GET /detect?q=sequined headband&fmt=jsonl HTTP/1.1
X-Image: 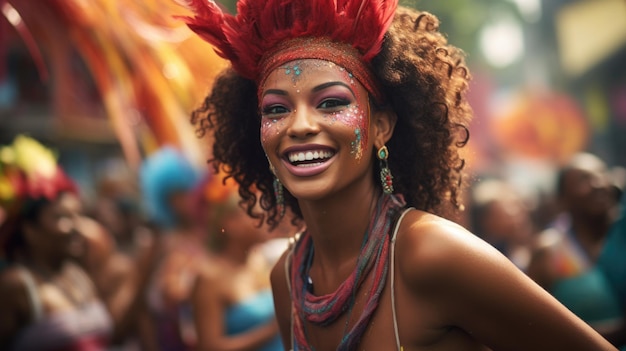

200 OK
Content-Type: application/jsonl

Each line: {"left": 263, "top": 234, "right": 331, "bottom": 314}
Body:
{"left": 257, "top": 37, "right": 384, "bottom": 103}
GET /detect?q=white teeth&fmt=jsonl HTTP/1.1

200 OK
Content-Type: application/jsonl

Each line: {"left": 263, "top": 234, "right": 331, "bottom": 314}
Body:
{"left": 288, "top": 150, "right": 333, "bottom": 163}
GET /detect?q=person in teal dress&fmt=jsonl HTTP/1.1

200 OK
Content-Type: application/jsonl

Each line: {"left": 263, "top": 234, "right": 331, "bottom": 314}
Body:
{"left": 527, "top": 152, "right": 626, "bottom": 349}
{"left": 599, "top": 188, "right": 626, "bottom": 350}
{"left": 192, "top": 172, "right": 284, "bottom": 351}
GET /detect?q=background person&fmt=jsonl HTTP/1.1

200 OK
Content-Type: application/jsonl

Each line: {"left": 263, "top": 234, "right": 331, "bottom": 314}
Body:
{"left": 0, "top": 135, "right": 112, "bottom": 351}
{"left": 136, "top": 146, "right": 208, "bottom": 351}
{"left": 193, "top": 172, "right": 285, "bottom": 351}
{"left": 527, "top": 152, "right": 626, "bottom": 349}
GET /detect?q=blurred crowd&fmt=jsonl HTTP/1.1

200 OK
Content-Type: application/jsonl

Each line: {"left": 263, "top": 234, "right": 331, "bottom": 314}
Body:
{"left": 469, "top": 152, "right": 626, "bottom": 349}
{"left": 0, "top": 136, "right": 301, "bottom": 351}
{"left": 0, "top": 134, "right": 624, "bottom": 350}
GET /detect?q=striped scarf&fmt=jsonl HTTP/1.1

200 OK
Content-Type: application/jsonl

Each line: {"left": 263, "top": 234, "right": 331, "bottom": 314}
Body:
{"left": 291, "top": 193, "right": 406, "bottom": 350}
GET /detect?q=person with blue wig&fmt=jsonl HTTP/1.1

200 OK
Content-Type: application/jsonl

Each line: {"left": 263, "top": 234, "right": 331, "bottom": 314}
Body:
{"left": 136, "top": 146, "right": 210, "bottom": 351}
{"left": 140, "top": 146, "right": 202, "bottom": 230}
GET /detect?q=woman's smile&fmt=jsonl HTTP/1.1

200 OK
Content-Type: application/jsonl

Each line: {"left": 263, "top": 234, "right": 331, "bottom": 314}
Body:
{"left": 281, "top": 144, "right": 337, "bottom": 177}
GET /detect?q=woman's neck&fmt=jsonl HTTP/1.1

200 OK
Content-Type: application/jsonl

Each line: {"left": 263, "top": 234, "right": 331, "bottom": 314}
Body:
{"left": 23, "top": 254, "right": 66, "bottom": 278}
{"left": 298, "top": 179, "right": 381, "bottom": 268}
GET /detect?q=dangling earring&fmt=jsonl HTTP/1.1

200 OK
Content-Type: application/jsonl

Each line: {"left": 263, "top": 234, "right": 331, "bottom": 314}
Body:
{"left": 273, "top": 177, "right": 285, "bottom": 218}
{"left": 377, "top": 145, "right": 394, "bottom": 194}
{"left": 269, "top": 163, "right": 286, "bottom": 218}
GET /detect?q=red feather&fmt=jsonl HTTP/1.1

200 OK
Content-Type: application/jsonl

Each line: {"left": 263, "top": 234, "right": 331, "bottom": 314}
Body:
{"left": 175, "top": 0, "right": 398, "bottom": 81}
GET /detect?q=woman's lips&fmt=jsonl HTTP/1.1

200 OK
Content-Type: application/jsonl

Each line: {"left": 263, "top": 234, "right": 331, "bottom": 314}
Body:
{"left": 281, "top": 146, "right": 336, "bottom": 177}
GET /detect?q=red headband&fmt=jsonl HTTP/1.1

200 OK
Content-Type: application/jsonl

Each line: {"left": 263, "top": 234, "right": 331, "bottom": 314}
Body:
{"left": 257, "top": 37, "right": 384, "bottom": 102}
{"left": 178, "top": 0, "right": 398, "bottom": 102}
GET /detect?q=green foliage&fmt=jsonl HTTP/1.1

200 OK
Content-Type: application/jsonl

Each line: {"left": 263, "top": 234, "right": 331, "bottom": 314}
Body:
{"left": 403, "top": 0, "right": 522, "bottom": 67}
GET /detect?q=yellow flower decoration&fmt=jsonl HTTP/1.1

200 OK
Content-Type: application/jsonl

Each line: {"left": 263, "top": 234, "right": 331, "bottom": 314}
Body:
{"left": 0, "top": 135, "right": 73, "bottom": 211}
{"left": 11, "top": 135, "right": 58, "bottom": 179}
{"left": 0, "top": 175, "right": 15, "bottom": 204}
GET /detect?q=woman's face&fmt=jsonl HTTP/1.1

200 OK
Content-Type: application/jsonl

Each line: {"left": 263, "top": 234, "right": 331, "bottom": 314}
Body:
{"left": 259, "top": 59, "right": 379, "bottom": 200}
{"left": 25, "top": 192, "right": 84, "bottom": 259}
{"left": 562, "top": 162, "right": 614, "bottom": 216}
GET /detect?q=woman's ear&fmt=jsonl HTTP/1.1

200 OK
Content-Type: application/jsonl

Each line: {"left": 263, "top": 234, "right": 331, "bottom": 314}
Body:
{"left": 372, "top": 109, "right": 397, "bottom": 148}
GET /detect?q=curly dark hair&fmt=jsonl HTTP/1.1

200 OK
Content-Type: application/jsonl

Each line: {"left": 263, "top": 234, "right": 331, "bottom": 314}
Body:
{"left": 191, "top": 6, "right": 472, "bottom": 228}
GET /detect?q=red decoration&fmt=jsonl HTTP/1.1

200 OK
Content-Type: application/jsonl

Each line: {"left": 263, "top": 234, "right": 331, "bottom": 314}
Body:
{"left": 176, "top": 0, "right": 397, "bottom": 102}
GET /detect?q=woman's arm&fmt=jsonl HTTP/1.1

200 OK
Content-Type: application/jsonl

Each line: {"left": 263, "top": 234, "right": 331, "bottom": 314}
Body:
{"left": 397, "top": 212, "right": 617, "bottom": 351}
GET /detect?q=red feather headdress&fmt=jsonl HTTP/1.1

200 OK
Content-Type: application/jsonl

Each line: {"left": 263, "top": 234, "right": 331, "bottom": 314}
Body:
{"left": 177, "top": 0, "right": 398, "bottom": 102}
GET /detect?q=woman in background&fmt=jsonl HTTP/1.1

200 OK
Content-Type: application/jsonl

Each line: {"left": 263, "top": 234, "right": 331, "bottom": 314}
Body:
{"left": 0, "top": 135, "right": 112, "bottom": 351}
{"left": 192, "top": 172, "right": 286, "bottom": 351}
{"left": 137, "top": 146, "right": 209, "bottom": 351}
{"left": 527, "top": 152, "right": 626, "bottom": 349}
{"left": 469, "top": 177, "right": 538, "bottom": 272}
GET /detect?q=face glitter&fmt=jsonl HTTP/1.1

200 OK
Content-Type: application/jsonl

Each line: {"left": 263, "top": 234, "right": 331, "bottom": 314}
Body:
{"left": 260, "top": 59, "right": 371, "bottom": 162}
{"left": 350, "top": 127, "right": 363, "bottom": 159}
{"left": 283, "top": 61, "right": 305, "bottom": 84}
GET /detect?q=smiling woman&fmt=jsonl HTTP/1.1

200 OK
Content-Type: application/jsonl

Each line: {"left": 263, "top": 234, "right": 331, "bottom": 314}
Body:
{"left": 179, "top": 0, "right": 618, "bottom": 350}
{"left": 0, "top": 136, "right": 112, "bottom": 351}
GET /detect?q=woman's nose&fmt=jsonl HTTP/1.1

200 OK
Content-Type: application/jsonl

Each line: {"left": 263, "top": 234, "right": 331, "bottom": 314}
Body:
{"left": 286, "top": 107, "right": 321, "bottom": 139}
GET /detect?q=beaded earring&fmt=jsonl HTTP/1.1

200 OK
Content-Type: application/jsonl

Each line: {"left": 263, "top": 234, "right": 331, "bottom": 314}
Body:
{"left": 273, "top": 176, "right": 285, "bottom": 218}
{"left": 377, "top": 145, "right": 394, "bottom": 194}
{"left": 269, "top": 163, "right": 286, "bottom": 218}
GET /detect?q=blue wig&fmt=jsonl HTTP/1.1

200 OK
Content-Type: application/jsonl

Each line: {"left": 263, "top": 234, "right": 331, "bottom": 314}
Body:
{"left": 139, "top": 146, "right": 201, "bottom": 229}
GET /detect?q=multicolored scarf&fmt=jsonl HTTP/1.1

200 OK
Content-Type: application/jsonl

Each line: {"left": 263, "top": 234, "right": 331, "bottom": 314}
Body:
{"left": 290, "top": 193, "right": 406, "bottom": 350}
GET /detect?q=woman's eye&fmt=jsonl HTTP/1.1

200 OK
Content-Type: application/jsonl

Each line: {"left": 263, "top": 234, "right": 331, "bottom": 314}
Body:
{"left": 318, "top": 98, "right": 350, "bottom": 109}
{"left": 261, "top": 105, "right": 289, "bottom": 116}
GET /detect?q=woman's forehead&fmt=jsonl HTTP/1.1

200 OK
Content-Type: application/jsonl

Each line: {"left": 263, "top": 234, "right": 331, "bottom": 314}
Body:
{"left": 262, "top": 59, "right": 357, "bottom": 88}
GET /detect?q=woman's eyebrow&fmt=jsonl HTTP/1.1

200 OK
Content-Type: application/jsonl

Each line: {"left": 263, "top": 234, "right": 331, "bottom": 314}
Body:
{"left": 312, "top": 81, "right": 356, "bottom": 99}
{"left": 262, "top": 89, "right": 288, "bottom": 97}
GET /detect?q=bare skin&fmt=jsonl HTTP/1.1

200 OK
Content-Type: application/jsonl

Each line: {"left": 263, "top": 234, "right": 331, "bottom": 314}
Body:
{"left": 264, "top": 60, "right": 616, "bottom": 351}
{"left": 194, "top": 250, "right": 279, "bottom": 351}
{"left": 0, "top": 193, "right": 107, "bottom": 349}
{"left": 74, "top": 215, "right": 158, "bottom": 345}
{"left": 194, "top": 199, "right": 281, "bottom": 351}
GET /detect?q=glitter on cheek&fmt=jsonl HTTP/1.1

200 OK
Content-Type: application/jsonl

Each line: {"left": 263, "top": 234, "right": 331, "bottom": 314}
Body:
{"left": 260, "top": 119, "right": 274, "bottom": 144}
{"left": 332, "top": 105, "right": 368, "bottom": 161}
{"left": 350, "top": 127, "right": 363, "bottom": 160}
{"left": 260, "top": 117, "right": 289, "bottom": 145}
{"left": 324, "top": 111, "right": 338, "bottom": 125}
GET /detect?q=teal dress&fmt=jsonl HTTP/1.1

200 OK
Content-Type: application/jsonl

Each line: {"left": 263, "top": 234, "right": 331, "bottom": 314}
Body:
{"left": 550, "top": 210, "right": 625, "bottom": 350}
{"left": 599, "top": 194, "right": 626, "bottom": 308}
{"left": 598, "top": 195, "right": 626, "bottom": 350}
{"left": 552, "top": 266, "right": 623, "bottom": 324}
{"left": 224, "top": 289, "right": 283, "bottom": 351}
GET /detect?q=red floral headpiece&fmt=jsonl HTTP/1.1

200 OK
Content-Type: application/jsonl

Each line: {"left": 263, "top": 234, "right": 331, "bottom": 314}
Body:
{"left": 177, "top": 0, "right": 398, "bottom": 102}
{"left": 0, "top": 136, "right": 77, "bottom": 255}
{"left": 0, "top": 135, "right": 77, "bottom": 218}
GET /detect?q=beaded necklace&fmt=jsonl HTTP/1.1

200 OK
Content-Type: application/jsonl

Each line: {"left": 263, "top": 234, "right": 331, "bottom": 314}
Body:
{"left": 291, "top": 193, "right": 406, "bottom": 350}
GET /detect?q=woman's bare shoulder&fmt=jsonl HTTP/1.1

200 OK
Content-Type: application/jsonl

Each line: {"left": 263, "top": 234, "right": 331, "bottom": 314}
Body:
{"left": 0, "top": 266, "right": 31, "bottom": 316}
{"left": 0, "top": 266, "right": 28, "bottom": 291}
{"left": 394, "top": 209, "right": 515, "bottom": 289}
